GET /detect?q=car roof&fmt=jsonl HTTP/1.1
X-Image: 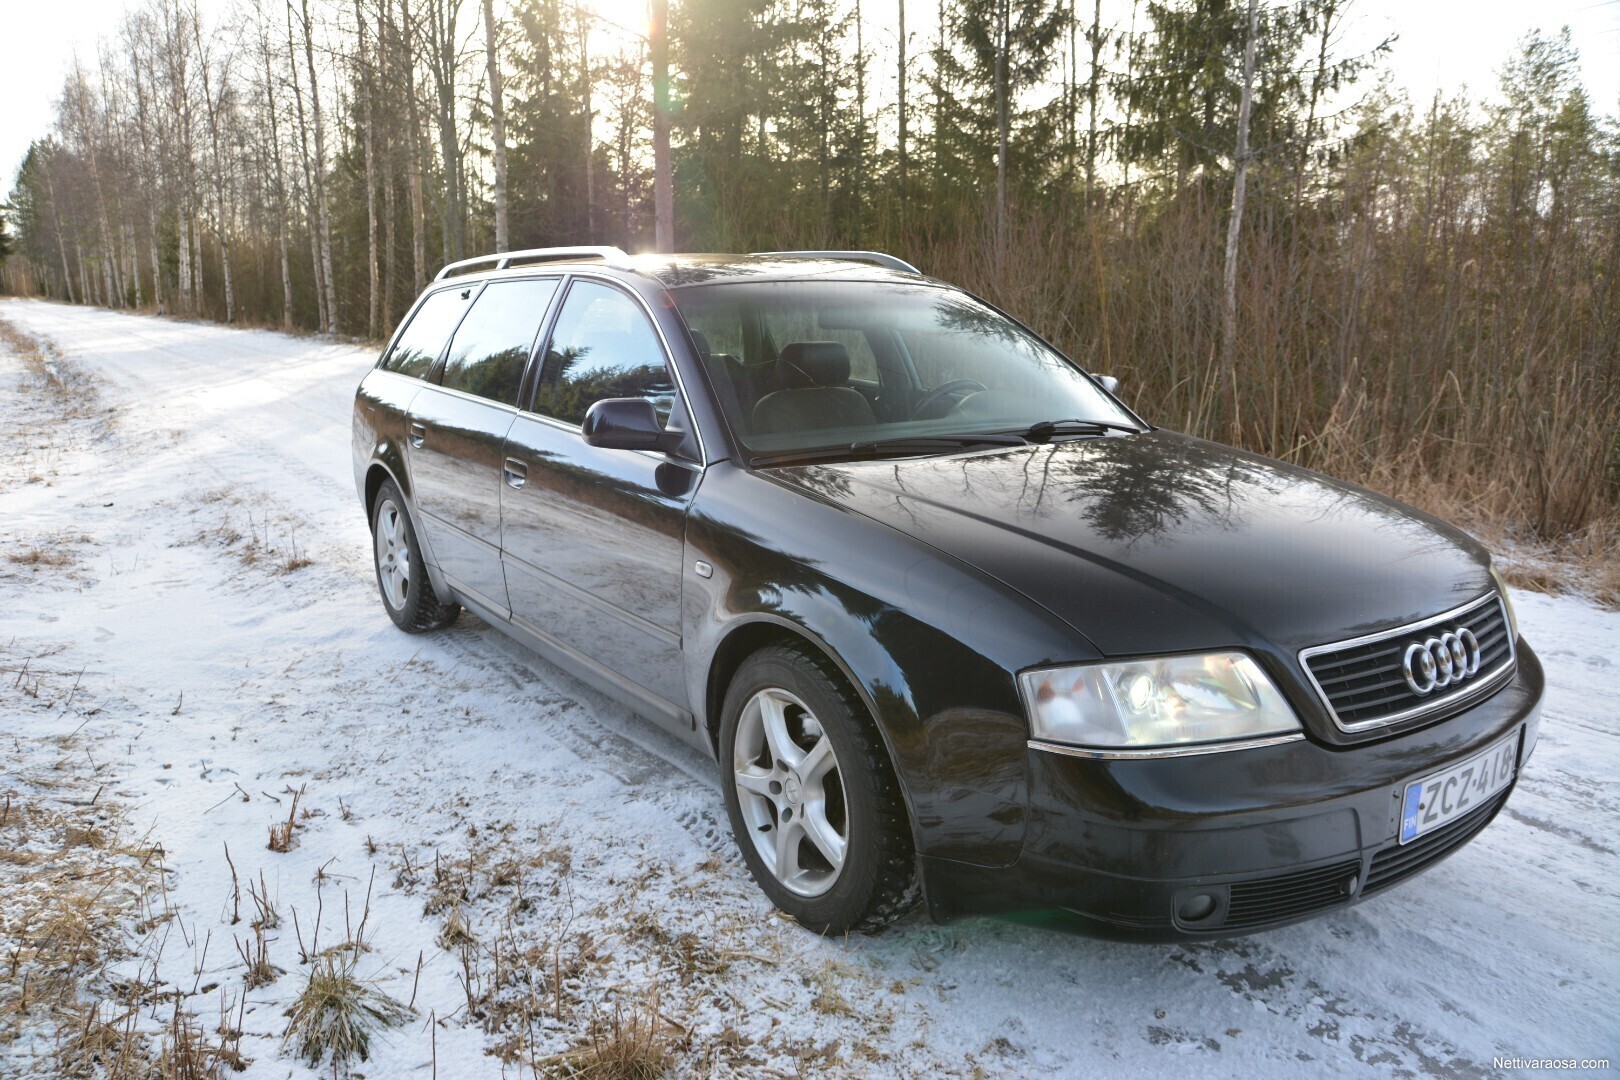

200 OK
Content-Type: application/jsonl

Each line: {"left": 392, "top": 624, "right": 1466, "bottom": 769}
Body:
{"left": 434, "top": 250, "right": 936, "bottom": 291}
{"left": 623, "top": 254, "right": 932, "bottom": 289}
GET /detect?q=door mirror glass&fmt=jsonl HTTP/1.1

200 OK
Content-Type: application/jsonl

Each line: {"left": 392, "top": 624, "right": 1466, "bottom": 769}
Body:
{"left": 582, "top": 398, "right": 683, "bottom": 453}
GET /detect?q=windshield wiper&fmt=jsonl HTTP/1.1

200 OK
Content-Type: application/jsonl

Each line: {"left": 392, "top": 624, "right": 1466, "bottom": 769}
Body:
{"left": 751, "top": 432, "right": 1026, "bottom": 468}
{"left": 1018, "top": 418, "right": 1145, "bottom": 441}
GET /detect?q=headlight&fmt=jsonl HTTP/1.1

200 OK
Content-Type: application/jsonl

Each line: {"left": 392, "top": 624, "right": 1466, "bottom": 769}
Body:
{"left": 1019, "top": 652, "right": 1301, "bottom": 752}
{"left": 1489, "top": 566, "right": 1519, "bottom": 641}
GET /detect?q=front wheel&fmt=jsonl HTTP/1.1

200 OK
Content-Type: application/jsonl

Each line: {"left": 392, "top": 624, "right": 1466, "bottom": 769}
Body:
{"left": 371, "top": 479, "right": 459, "bottom": 633}
{"left": 719, "top": 644, "right": 918, "bottom": 935}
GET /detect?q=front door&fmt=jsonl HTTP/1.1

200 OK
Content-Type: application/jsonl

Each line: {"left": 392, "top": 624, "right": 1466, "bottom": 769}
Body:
{"left": 500, "top": 278, "right": 698, "bottom": 710}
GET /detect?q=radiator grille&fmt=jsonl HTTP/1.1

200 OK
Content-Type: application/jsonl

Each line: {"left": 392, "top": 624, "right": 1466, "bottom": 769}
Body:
{"left": 1301, "top": 593, "right": 1514, "bottom": 731}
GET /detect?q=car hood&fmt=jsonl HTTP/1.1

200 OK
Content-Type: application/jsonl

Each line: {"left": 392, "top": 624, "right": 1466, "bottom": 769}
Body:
{"left": 770, "top": 430, "right": 1493, "bottom": 657}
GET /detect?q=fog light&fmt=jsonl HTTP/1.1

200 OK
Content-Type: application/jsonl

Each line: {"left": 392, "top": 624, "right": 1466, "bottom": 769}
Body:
{"left": 1177, "top": 893, "right": 1218, "bottom": 922}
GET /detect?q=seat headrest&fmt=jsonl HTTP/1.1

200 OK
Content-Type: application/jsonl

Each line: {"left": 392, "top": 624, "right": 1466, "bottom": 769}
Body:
{"left": 687, "top": 329, "right": 712, "bottom": 358}
{"left": 778, "top": 342, "right": 851, "bottom": 388}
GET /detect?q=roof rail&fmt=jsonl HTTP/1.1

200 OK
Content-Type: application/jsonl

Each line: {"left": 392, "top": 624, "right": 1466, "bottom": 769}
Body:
{"left": 434, "top": 246, "right": 632, "bottom": 281}
{"left": 752, "top": 250, "right": 922, "bottom": 275}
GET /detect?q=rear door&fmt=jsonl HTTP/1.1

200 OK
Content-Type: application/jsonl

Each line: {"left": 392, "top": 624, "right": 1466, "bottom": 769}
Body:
{"left": 500, "top": 277, "right": 700, "bottom": 712}
{"left": 406, "top": 277, "right": 560, "bottom": 617}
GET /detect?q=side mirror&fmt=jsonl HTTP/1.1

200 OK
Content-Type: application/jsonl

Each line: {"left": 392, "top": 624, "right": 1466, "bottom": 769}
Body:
{"left": 1092, "top": 373, "right": 1120, "bottom": 394}
{"left": 582, "top": 398, "right": 684, "bottom": 454}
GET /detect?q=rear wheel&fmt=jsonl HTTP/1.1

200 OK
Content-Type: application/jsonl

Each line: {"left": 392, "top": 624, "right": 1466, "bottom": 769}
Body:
{"left": 371, "top": 479, "right": 459, "bottom": 633}
{"left": 719, "top": 644, "right": 918, "bottom": 935}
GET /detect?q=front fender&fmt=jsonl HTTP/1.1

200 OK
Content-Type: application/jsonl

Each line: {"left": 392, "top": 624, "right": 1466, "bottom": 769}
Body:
{"left": 685, "top": 465, "right": 1097, "bottom": 869}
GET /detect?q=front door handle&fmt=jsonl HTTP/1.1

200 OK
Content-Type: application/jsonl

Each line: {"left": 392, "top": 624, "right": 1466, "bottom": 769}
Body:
{"left": 503, "top": 457, "right": 527, "bottom": 489}
{"left": 408, "top": 422, "right": 426, "bottom": 449}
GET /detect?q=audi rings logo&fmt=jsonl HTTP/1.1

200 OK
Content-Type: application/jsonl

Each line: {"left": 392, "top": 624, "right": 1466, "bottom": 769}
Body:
{"left": 1401, "top": 629, "right": 1482, "bottom": 696}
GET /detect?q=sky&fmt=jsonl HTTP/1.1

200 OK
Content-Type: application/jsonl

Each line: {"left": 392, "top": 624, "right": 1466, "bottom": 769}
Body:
{"left": 3, "top": 0, "right": 1618, "bottom": 196}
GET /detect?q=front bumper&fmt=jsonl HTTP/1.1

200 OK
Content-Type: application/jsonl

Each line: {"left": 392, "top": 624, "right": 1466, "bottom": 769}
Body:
{"left": 921, "top": 641, "right": 1544, "bottom": 939}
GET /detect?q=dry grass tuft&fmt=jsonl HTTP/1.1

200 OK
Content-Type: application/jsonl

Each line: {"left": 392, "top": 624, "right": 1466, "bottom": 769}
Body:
{"left": 7, "top": 546, "right": 73, "bottom": 567}
{"left": 281, "top": 951, "right": 414, "bottom": 1069}
{"left": 547, "top": 990, "right": 675, "bottom": 1080}
{"left": 266, "top": 786, "right": 303, "bottom": 853}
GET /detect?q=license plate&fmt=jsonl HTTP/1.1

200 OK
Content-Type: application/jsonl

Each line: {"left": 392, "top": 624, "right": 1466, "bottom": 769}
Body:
{"left": 1399, "top": 733, "right": 1518, "bottom": 844}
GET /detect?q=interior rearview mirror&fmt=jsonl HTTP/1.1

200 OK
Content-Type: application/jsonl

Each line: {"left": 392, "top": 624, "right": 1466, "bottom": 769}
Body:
{"left": 582, "top": 398, "right": 684, "bottom": 454}
{"left": 1092, "top": 373, "right": 1120, "bottom": 394}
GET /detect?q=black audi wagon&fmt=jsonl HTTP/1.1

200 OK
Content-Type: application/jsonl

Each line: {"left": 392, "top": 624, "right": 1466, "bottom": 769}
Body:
{"left": 352, "top": 247, "right": 1543, "bottom": 939}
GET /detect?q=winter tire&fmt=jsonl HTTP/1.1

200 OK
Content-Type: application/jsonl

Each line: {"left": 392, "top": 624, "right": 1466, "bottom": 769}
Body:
{"left": 720, "top": 643, "right": 919, "bottom": 935}
{"left": 371, "top": 479, "right": 460, "bottom": 633}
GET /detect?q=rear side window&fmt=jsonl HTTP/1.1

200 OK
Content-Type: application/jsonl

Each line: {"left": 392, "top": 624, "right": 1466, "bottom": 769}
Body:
{"left": 440, "top": 278, "right": 559, "bottom": 404}
{"left": 381, "top": 288, "right": 472, "bottom": 377}
{"left": 534, "top": 281, "right": 676, "bottom": 426}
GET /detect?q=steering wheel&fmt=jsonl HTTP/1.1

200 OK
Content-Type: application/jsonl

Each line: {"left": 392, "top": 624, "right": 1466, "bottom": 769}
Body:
{"left": 908, "top": 379, "right": 989, "bottom": 419}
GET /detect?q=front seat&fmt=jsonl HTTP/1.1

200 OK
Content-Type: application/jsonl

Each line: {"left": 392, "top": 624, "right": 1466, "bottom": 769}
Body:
{"left": 751, "top": 342, "right": 876, "bottom": 434}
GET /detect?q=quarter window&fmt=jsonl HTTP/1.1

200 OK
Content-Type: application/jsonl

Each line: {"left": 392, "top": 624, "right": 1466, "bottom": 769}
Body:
{"left": 439, "top": 279, "right": 559, "bottom": 404}
{"left": 535, "top": 280, "right": 676, "bottom": 426}
{"left": 381, "top": 287, "right": 472, "bottom": 378}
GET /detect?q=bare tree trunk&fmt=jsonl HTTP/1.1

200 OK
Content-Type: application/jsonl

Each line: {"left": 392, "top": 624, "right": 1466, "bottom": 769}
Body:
{"left": 481, "top": 0, "right": 508, "bottom": 252}
{"left": 897, "top": 0, "right": 907, "bottom": 230}
{"left": 178, "top": 214, "right": 194, "bottom": 306}
{"left": 425, "top": 0, "right": 466, "bottom": 266}
{"left": 287, "top": 0, "right": 327, "bottom": 330}
{"left": 398, "top": 0, "right": 428, "bottom": 290}
{"left": 300, "top": 0, "right": 339, "bottom": 332}
{"left": 994, "top": 0, "right": 1008, "bottom": 272}
{"left": 1084, "top": 0, "right": 1103, "bottom": 203}
{"left": 651, "top": 0, "right": 672, "bottom": 252}
{"left": 258, "top": 3, "right": 295, "bottom": 327}
{"left": 77, "top": 243, "right": 93, "bottom": 307}
{"left": 45, "top": 170, "right": 76, "bottom": 304}
{"left": 1221, "top": 0, "right": 1260, "bottom": 412}
{"left": 147, "top": 203, "right": 163, "bottom": 309}
{"left": 192, "top": 6, "right": 235, "bottom": 321}
{"left": 358, "top": 0, "right": 381, "bottom": 336}
{"left": 1294, "top": 0, "right": 1338, "bottom": 204}
{"left": 126, "top": 222, "right": 143, "bottom": 307}
{"left": 581, "top": 14, "right": 593, "bottom": 244}
{"left": 854, "top": 0, "right": 866, "bottom": 237}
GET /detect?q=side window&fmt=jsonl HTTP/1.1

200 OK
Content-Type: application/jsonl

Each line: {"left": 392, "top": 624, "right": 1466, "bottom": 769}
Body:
{"left": 381, "top": 287, "right": 472, "bottom": 378}
{"left": 439, "top": 278, "right": 559, "bottom": 405}
{"left": 535, "top": 281, "right": 676, "bottom": 426}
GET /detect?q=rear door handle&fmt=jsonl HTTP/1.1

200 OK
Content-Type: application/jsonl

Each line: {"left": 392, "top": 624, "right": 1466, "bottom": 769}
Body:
{"left": 408, "top": 422, "right": 426, "bottom": 448}
{"left": 503, "top": 457, "right": 527, "bottom": 489}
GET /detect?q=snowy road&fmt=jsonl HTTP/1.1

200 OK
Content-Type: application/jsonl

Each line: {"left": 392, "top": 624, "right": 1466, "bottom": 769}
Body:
{"left": 1, "top": 297, "right": 1616, "bottom": 1078}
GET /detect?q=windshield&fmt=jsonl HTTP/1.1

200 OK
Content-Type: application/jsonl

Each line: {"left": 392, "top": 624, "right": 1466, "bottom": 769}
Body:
{"left": 670, "top": 280, "right": 1137, "bottom": 461}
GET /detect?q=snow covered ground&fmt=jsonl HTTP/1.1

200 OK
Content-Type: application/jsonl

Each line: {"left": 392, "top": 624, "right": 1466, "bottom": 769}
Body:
{"left": 0, "top": 297, "right": 1615, "bottom": 1078}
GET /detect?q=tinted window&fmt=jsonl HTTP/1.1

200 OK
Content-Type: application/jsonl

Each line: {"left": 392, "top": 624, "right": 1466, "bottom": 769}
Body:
{"left": 535, "top": 281, "right": 675, "bottom": 426}
{"left": 440, "top": 279, "right": 558, "bottom": 404}
{"left": 381, "top": 288, "right": 472, "bottom": 378}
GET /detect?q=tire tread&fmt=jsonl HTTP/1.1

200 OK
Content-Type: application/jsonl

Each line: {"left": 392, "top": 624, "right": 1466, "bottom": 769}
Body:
{"left": 745, "top": 643, "right": 920, "bottom": 935}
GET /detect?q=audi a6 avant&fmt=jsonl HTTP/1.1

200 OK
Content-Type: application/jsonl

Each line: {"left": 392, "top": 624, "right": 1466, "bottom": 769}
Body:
{"left": 352, "top": 246, "right": 1543, "bottom": 939}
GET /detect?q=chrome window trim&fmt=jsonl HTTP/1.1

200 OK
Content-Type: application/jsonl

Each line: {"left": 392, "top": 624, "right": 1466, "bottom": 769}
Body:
{"left": 1028, "top": 732, "right": 1306, "bottom": 761}
{"left": 1298, "top": 591, "right": 1517, "bottom": 733}
{"left": 527, "top": 270, "right": 708, "bottom": 467}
